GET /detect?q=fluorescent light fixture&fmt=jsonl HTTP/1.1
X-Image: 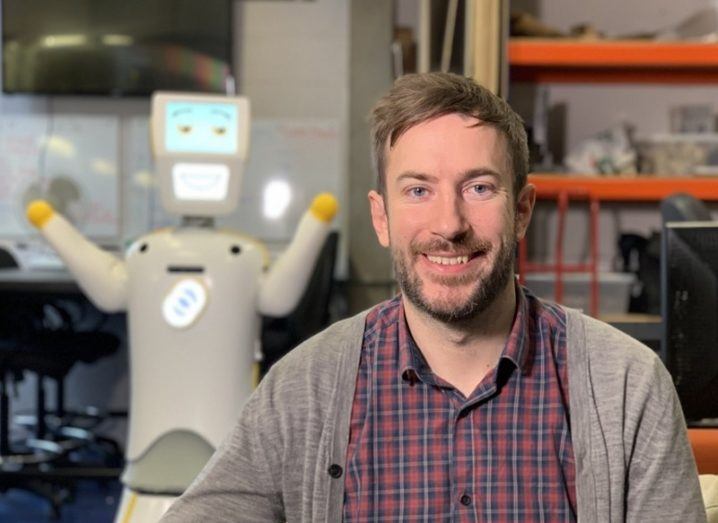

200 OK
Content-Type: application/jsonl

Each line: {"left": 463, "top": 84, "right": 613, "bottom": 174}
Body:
{"left": 133, "top": 170, "right": 155, "bottom": 188}
{"left": 263, "top": 179, "right": 292, "bottom": 220}
{"left": 43, "top": 34, "right": 87, "bottom": 47}
{"left": 44, "top": 136, "right": 76, "bottom": 157}
{"left": 91, "top": 159, "right": 116, "bottom": 176}
{"left": 102, "top": 34, "right": 133, "bottom": 46}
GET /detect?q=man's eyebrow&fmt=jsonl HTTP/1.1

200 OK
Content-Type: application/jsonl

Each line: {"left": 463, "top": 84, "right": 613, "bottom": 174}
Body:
{"left": 395, "top": 171, "right": 438, "bottom": 184}
{"left": 395, "top": 168, "right": 502, "bottom": 185}
{"left": 458, "top": 168, "right": 502, "bottom": 183}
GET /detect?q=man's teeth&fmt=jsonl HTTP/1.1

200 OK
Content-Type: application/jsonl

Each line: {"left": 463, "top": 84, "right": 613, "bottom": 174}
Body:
{"left": 426, "top": 255, "right": 469, "bottom": 265}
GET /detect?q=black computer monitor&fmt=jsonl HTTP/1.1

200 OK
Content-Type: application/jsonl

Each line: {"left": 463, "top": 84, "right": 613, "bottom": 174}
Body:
{"left": 661, "top": 221, "right": 718, "bottom": 422}
{"left": 2, "top": 0, "right": 233, "bottom": 96}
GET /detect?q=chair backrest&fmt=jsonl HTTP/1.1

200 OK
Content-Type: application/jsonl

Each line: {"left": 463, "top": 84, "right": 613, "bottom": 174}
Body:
{"left": 261, "top": 232, "right": 340, "bottom": 371}
{"left": 0, "top": 248, "right": 38, "bottom": 342}
{"left": 0, "top": 246, "right": 19, "bottom": 269}
{"left": 661, "top": 193, "right": 712, "bottom": 224}
{"left": 287, "top": 231, "right": 339, "bottom": 340}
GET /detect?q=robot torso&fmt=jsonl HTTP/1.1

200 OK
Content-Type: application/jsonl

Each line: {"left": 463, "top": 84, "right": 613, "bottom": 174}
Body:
{"left": 123, "top": 227, "right": 266, "bottom": 461}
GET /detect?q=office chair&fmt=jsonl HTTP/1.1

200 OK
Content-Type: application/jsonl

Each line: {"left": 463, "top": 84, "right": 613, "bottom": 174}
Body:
{"left": 661, "top": 193, "right": 712, "bottom": 223}
{"left": 0, "top": 246, "right": 17, "bottom": 269}
{"left": 260, "top": 231, "right": 339, "bottom": 375}
{"left": 0, "top": 246, "right": 123, "bottom": 516}
{"left": 616, "top": 194, "right": 712, "bottom": 316}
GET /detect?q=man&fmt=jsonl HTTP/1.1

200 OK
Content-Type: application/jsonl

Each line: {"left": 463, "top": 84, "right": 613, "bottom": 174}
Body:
{"left": 161, "top": 73, "right": 705, "bottom": 522}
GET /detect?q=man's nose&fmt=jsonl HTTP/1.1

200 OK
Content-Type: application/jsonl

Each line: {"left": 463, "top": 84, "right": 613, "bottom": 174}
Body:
{"left": 431, "top": 194, "right": 469, "bottom": 241}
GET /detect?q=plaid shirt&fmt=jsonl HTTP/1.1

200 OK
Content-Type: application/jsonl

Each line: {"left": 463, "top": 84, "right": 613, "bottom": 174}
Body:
{"left": 343, "top": 286, "right": 576, "bottom": 522}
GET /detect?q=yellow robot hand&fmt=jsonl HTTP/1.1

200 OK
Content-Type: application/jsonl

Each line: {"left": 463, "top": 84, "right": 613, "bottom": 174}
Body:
{"left": 309, "top": 193, "right": 339, "bottom": 223}
{"left": 27, "top": 200, "right": 55, "bottom": 229}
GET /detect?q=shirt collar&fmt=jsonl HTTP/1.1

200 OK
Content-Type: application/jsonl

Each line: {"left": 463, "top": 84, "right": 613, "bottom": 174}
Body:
{"left": 503, "top": 282, "right": 533, "bottom": 376}
{"left": 397, "top": 282, "right": 533, "bottom": 385}
{"left": 398, "top": 303, "right": 429, "bottom": 385}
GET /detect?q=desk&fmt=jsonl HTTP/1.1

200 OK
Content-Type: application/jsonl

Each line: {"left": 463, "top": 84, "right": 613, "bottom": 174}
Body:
{"left": 0, "top": 266, "right": 126, "bottom": 442}
{"left": 0, "top": 269, "right": 79, "bottom": 295}
{"left": 688, "top": 428, "right": 718, "bottom": 474}
{"left": 602, "top": 313, "right": 662, "bottom": 345}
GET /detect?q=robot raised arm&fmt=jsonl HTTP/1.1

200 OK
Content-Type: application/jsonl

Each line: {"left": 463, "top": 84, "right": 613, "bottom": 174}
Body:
{"left": 258, "top": 193, "right": 338, "bottom": 317}
{"left": 27, "top": 200, "right": 128, "bottom": 312}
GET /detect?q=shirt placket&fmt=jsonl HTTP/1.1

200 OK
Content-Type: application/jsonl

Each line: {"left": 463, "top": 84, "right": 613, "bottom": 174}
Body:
{"left": 445, "top": 390, "right": 481, "bottom": 523}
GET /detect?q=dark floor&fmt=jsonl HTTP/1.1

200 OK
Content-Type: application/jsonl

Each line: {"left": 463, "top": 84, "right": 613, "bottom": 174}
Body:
{"left": 0, "top": 479, "right": 121, "bottom": 522}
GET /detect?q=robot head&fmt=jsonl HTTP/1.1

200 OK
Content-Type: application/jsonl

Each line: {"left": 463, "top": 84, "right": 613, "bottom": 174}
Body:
{"left": 150, "top": 92, "right": 250, "bottom": 217}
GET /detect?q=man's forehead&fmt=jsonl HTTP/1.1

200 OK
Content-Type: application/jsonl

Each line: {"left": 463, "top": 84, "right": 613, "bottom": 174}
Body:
{"left": 388, "top": 113, "right": 480, "bottom": 145}
{"left": 385, "top": 115, "right": 511, "bottom": 179}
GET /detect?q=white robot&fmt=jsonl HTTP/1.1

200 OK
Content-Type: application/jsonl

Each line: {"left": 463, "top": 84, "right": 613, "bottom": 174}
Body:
{"left": 26, "top": 92, "right": 338, "bottom": 522}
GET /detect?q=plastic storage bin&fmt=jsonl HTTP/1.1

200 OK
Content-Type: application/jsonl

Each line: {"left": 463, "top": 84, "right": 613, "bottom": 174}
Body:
{"left": 524, "top": 272, "right": 636, "bottom": 316}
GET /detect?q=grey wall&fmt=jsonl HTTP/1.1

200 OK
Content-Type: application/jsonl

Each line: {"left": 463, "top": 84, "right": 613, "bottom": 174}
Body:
{"left": 348, "top": 0, "right": 395, "bottom": 312}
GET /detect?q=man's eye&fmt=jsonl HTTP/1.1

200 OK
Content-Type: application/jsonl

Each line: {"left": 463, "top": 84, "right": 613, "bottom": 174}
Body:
{"left": 213, "top": 127, "right": 227, "bottom": 136}
{"left": 409, "top": 187, "right": 427, "bottom": 197}
{"left": 467, "top": 183, "right": 493, "bottom": 197}
{"left": 178, "top": 125, "right": 192, "bottom": 134}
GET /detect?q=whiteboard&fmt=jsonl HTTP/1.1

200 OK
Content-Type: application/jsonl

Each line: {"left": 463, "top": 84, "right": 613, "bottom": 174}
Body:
{"left": 0, "top": 113, "right": 346, "bottom": 273}
{"left": 224, "top": 118, "right": 345, "bottom": 242}
{"left": 0, "top": 115, "right": 46, "bottom": 236}
{"left": 0, "top": 114, "right": 120, "bottom": 239}
{"left": 123, "top": 115, "right": 156, "bottom": 241}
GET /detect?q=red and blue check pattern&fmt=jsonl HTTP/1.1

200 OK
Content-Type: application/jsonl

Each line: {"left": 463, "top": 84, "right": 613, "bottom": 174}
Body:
{"left": 343, "top": 286, "right": 576, "bottom": 521}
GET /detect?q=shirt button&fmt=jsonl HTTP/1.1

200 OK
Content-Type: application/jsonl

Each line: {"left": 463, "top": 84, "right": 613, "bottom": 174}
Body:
{"left": 460, "top": 494, "right": 472, "bottom": 506}
{"left": 327, "top": 464, "right": 343, "bottom": 478}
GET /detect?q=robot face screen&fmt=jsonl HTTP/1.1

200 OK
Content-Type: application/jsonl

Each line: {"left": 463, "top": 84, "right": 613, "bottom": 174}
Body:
{"left": 165, "top": 101, "right": 239, "bottom": 155}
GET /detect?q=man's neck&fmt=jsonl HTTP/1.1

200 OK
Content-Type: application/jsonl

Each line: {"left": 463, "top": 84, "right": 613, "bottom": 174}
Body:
{"left": 403, "top": 281, "right": 518, "bottom": 398}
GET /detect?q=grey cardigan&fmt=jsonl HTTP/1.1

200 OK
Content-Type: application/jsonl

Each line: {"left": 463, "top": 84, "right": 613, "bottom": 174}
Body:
{"left": 162, "top": 307, "right": 706, "bottom": 522}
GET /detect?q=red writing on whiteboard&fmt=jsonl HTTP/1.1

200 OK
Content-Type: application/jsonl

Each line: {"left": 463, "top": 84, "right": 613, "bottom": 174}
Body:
{"left": 86, "top": 201, "right": 116, "bottom": 226}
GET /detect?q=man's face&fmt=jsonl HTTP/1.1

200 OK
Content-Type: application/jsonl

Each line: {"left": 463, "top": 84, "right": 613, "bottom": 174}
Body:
{"left": 369, "top": 113, "right": 535, "bottom": 323}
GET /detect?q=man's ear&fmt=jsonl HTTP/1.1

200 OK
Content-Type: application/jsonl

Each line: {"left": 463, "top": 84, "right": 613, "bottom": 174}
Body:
{"left": 368, "top": 190, "right": 390, "bottom": 248}
{"left": 514, "top": 183, "right": 536, "bottom": 241}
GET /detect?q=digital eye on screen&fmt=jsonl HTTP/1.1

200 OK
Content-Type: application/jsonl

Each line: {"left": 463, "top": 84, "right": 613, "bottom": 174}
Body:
{"left": 165, "top": 101, "right": 239, "bottom": 155}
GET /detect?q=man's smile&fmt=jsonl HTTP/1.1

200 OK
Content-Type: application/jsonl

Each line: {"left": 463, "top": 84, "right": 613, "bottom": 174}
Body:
{"left": 414, "top": 239, "right": 490, "bottom": 274}
{"left": 416, "top": 249, "right": 488, "bottom": 278}
{"left": 424, "top": 250, "right": 484, "bottom": 266}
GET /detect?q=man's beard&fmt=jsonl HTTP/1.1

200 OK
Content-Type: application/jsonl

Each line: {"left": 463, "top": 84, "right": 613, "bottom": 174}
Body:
{"left": 393, "top": 232, "right": 516, "bottom": 324}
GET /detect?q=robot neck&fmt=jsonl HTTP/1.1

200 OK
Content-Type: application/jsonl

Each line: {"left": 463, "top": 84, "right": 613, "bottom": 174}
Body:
{"left": 181, "top": 216, "right": 215, "bottom": 229}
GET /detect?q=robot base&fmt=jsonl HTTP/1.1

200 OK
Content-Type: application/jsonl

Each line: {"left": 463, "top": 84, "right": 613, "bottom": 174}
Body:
{"left": 115, "top": 487, "right": 177, "bottom": 523}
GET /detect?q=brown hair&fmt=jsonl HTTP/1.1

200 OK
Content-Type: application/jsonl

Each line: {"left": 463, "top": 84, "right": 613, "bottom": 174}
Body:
{"left": 370, "top": 72, "right": 529, "bottom": 199}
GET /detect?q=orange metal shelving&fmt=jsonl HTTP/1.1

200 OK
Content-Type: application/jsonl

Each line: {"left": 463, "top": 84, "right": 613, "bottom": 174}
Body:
{"left": 529, "top": 174, "right": 718, "bottom": 201}
{"left": 510, "top": 39, "right": 718, "bottom": 83}
{"left": 514, "top": 39, "right": 718, "bottom": 316}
